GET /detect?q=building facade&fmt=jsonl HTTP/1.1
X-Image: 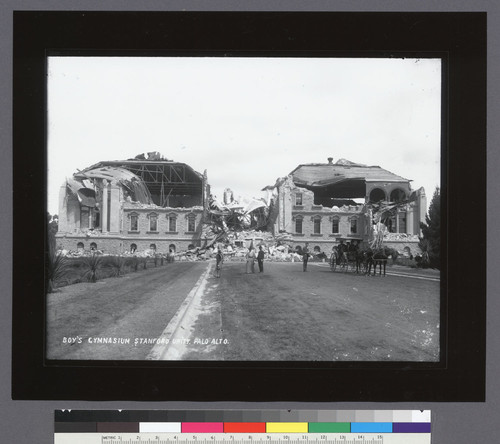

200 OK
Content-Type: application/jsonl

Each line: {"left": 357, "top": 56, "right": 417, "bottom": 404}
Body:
{"left": 55, "top": 153, "right": 209, "bottom": 254}
{"left": 268, "top": 158, "right": 427, "bottom": 255}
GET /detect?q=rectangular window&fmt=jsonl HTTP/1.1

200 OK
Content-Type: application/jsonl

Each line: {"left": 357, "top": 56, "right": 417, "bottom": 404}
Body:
{"left": 187, "top": 216, "right": 196, "bottom": 232}
{"left": 169, "top": 216, "right": 177, "bottom": 232}
{"left": 350, "top": 218, "right": 357, "bottom": 234}
{"left": 398, "top": 212, "right": 407, "bottom": 234}
{"left": 332, "top": 218, "right": 339, "bottom": 234}
{"left": 80, "top": 207, "right": 90, "bottom": 229}
{"left": 150, "top": 215, "right": 158, "bottom": 232}
{"left": 130, "top": 214, "right": 138, "bottom": 231}
{"left": 295, "top": 218, "right": 303, "bottom": 234}
{"left": 389, "top": 215, "right": 397, "bottom": 233}
{"left": 295, "top": 193, "right": 303, "bottom": 206}
{"left": 313, "top": 217, "right": 321, "bottom": 234}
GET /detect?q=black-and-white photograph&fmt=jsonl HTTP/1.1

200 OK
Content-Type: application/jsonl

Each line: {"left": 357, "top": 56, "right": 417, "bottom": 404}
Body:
{"left": 46, "top": 55, "right": 441, "bottom": 362}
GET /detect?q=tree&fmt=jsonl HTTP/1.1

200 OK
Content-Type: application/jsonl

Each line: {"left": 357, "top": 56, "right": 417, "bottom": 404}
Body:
{"left": 47, "top": 212, "right": 59, "bottom": 236}
{"left": 419, "top": 187, "right": 440, "bottom": 269}
{"left": 46, "top": 213, "right": 67, "bottom": 292}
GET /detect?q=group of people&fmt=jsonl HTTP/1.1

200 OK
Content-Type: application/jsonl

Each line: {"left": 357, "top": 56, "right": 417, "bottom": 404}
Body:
{"left": 245, "top": 246, "right": 266, "bottom": 274}
{"left": 214, "top": 240, "right": 363, "bottom": 277}
{"left": 213, "top": 245, "right": 266, "bottom": 277}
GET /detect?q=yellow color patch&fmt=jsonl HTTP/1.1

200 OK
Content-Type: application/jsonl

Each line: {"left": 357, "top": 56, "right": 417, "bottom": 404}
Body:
{"left": 266, "top": 422, "right": 309, "bottom": 433}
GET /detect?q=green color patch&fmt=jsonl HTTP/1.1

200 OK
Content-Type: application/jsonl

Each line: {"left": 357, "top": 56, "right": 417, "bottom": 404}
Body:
{"left": 308, "top": 422, "right": 351, "bottom": 433}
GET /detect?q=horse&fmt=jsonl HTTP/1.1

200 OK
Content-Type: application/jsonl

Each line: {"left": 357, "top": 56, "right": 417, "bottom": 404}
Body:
{"left": 329, "top": 247, "right": 341, "bottom": 271}
{"left": 371, "top": 249, "right": 388, "bottom": 276}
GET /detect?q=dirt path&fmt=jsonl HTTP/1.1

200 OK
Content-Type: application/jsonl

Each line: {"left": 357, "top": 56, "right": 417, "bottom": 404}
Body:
{"left": 46, "top": 260, "right": 440, "bottom": 362}
{"left": 176, "top": 261, "right": 440, "bottom": 361}
{"left": 46, "top": 261, "right": 208, "bottom": 360}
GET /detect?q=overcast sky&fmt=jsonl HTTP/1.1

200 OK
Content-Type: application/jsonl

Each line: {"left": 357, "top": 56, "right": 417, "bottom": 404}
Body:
{"left": 47, "top": 56, "right": 441, "bottom": 215}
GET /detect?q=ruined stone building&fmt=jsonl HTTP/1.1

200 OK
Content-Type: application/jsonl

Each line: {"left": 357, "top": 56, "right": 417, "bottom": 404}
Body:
{"left": 56, "top": 153, "right": 209, "bottom": 254}
{"left": 267, "top": 158, "right": 427, "bottom": 254}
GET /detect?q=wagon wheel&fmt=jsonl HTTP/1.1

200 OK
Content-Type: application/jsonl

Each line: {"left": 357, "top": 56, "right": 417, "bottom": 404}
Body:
{"left": 359, "top": 260, "right": 368, "bottom": 275}
{"left": 349, "top": 260, "right": 357, "bottom": 273}
{"left": 341, "top": 258, "right": 349, "bottom": 273}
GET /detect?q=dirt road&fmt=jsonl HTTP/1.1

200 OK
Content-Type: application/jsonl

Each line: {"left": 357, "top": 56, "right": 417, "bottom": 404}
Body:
{"left": 46, "top": 261, "right": 209, "bottom": 360}
{"left": 177, "top": 261, "right": 440, "bottom": 361}
{"left": 46, "top": 260, "right": 440, "bottom": 362}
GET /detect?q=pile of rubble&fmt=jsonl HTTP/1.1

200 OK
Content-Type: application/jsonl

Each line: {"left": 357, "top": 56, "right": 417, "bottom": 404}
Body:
{"left": 173, "top": 229, "right": 324, "bottom": 263}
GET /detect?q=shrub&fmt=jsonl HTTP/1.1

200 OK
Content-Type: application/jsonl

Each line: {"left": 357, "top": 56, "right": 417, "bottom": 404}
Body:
{"left": 108, "top": 255, "right": 126, "bottom": 277}
{"left": 47, "top": 250, "right": 70, "bottom": 292}
{"left": 420, "top": 187, "right": 440, "bottom": 269}
{"left": 47, "top": 231, "right": 71, "bottom": 292}
{"left": 81, "top": 253, "right": 103, "bottom": 283}
{"left": 417, "top": 238, "right": 431, "bottom": 268}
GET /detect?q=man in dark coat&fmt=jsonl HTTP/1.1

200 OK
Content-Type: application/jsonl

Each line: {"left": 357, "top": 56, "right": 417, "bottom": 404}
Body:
{"left": 302, "top": 242, "right": 310, "bottom": 272}
{"left": 257, "top": 246, "right": 265, "bottom": 273}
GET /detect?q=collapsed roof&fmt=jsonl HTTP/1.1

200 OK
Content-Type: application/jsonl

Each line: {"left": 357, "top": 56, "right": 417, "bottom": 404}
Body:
{"left": 72, "top": 166, "right": 152, "bottom": 205}
{"left": 77, "top": 156, "right": 204, "bottom": 207}
{"left": 290, "top": 158, "right": 410, "bottom": 200}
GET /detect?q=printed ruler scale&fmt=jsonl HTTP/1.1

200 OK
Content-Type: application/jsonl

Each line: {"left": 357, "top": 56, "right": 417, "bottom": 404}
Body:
{"left": 54, "top": 411, "right": 431, "bottom": 444}
{"left": 55, "top": 434, "right": 429, "bottom": 444}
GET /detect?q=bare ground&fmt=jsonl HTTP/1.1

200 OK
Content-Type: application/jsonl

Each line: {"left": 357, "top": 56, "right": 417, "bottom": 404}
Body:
{"left": 180, "top": 261, "right": 440, "bottom": 361}
{"left": 46, "top": 260, "right": 440, "bottom": 362}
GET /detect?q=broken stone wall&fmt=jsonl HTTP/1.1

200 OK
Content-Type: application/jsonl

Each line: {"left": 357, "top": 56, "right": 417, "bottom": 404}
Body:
{"left": 57, "top": 184, "right": 81, "bottom": 234}
{"left": 163, "top": 194, "right": 202, "bottom": 208}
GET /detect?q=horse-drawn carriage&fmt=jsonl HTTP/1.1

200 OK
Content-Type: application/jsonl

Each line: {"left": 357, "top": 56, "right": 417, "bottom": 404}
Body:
{"left": 329, "top": 245, "right": 367, "bottom": 274}
{"left": 329, "top": 245, "right": 388, "bottom": 276}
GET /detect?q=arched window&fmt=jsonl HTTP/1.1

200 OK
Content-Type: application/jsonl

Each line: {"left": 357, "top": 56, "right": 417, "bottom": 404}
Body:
{"left": 149, "top": 243, "right": 156, "bottom": 252}
{"left": 128, "top": 212, "right": 139, "bottom": 232}
{"left": 369, "top": 188, "right": 386, "bottom": 203}
{"left": 168, "top": 243, "right": 176, "bottom": 253}
{"left": 313, "top": 245, "right": 321, "bottom": 252}
{"left": 167, "top": 213, "right": 177, "bottom": 232}
{"left": 293, "top": 215, "right": 303, "bottom": 234}
{"left": 130, "top": 243, "right": 137, "bottom": 253}
{"left": 349, "top": 216, "right": 358, "bottom": 234}
{"left": 397, "top": 210, "right": 407, "bottom": 233}
{"left": 90, "top": 242, "right": 97, "bottom": 251}
{"left": 390, "top": 188, "right": 407, "bottom": 203}
{"left": 330, "top": 216, "right": 340, "bottom": 234}
{"left": 147, "top": 212, "right": 159, "bottom": 232}
{"left": 188, "top": 244, "right": 195, "bottom": 250}
{"left": 77, "top": 242, "right": 84, "bottom": 251}
{"left": 311, "top": 215, "right": 322, "bottom": 234}
{"left": 186, "top": 213, "right": 196, "bottom": 232}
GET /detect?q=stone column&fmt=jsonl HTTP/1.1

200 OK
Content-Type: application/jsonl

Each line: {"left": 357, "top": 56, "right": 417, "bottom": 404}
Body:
{"left": 57, "top": 183, "right": 68, "bottom": 233}
{"left": 109, "top": 184, "right": 121, "bottom": 233}
{"left": 407, "top": 203, "right": 415, "bottom": 235}
{"left": 101, "top": 180, "right": 108, "bottom": 233}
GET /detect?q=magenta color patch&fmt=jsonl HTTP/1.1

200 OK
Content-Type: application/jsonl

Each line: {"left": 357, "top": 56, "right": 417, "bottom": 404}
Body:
{"left": 181, "top": 422, "right": 224, "bottom": 433}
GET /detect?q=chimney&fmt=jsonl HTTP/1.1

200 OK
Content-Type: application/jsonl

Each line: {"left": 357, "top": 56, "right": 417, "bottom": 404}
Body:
{"left": 327, "top": 157, "right": 333, "bottom": 164}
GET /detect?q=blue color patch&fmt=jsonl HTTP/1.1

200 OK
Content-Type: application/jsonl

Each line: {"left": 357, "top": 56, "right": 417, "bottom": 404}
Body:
{"left": 351, "top": 422, "right": 392, "bottom": 433}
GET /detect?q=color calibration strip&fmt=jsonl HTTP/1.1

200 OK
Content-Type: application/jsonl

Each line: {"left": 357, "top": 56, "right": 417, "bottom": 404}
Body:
{"left": 55, "top": 410, "right": 430, "bottom": 434}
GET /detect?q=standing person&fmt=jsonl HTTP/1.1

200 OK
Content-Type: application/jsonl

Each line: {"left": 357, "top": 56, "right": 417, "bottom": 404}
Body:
{"left": 215, "top": 247, "right": 223, "bottom": 278}
{"left": 302, "top": 242, "right": 310, "bottom": 272}
{"left": 257, "top": 245, "right": 265, "bottom": 273}
{"left": 338, "top": 240, "right": 346, "bottom": 258}
{"left": 246, "top": 246, "right": 256, "bottom": 274}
